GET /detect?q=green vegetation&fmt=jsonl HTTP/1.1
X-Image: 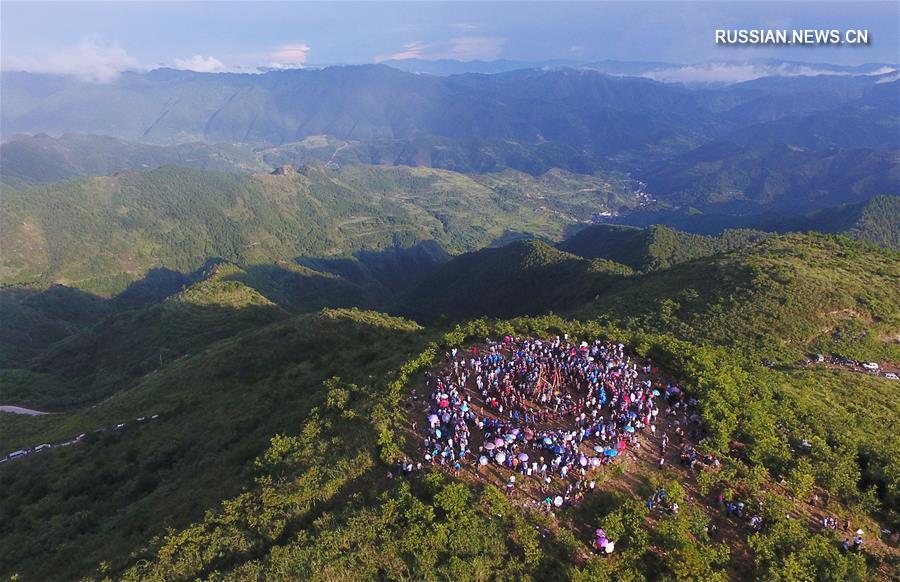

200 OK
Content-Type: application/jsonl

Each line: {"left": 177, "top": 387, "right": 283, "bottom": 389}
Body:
{"left": 1, "top": 277, "right": 287, "bottom": 410}
{"left": 400, "top": 239, "right": 632, "bottom": 321}
{"left": 645, "top": 142, "right": 898, "bottom": 213}
{"left": 846, "top": 195, "right": 900, "bottom": 249}
{"left": 1, "top": 64, "right": 897, "bottom": 581}
{"left": 0, "top": 164, "right": 636, "bottom": 294}
{"left": 559, "top": 224, "right": 768, "bottom": 271}
{"left": 0, "top": 309, "right": 429, "bottom": 580}
{"left": 0, "top": 133, "right": 264, "bottom": 183}
{"left": 584, "top": 234, "right": 900, "bottom": 363}
{"left": 1, "top": 226, "right": 897, "bottom": 581}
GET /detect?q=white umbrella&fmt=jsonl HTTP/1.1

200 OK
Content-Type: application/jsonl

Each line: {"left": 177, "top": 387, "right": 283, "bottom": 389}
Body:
{"left": 495, "top": 452, "right": 506, "bottom": 464}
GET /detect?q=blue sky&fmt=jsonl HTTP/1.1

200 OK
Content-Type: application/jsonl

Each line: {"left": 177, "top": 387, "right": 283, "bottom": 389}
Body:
{"left": 2, "top": 2, "right": 898, "bottom": 81}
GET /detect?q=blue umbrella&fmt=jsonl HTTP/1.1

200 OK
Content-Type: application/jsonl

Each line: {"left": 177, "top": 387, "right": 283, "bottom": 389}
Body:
{"left": 627, "top": 411, "right": 637, "bottom": 418}
{"left": 625, "top": 425, "right": 635, "bottom": 433}
{"left": 604, "top": 449, "right": 618, "bottom": 457}
{"left": 652, "top": 389, "right": 661, "bottom": 396}
{"left": 543, "top": 437, "right": 553, "bottom": 445}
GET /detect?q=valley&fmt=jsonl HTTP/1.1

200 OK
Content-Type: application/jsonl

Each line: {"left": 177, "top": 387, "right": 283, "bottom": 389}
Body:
{"left": 0, "top": 39, "right": 898, "bottom": 581}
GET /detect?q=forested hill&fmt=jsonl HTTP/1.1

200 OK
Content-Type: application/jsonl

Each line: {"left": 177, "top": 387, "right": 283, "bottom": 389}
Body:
{"left": 1, "top": 233, "right": 897, "bottom": 580}
{"left": 558, "top": 224, "right": 769, "bottom": 270}
{"left": 0, "top": 164, "right": 637, "bottom": 294}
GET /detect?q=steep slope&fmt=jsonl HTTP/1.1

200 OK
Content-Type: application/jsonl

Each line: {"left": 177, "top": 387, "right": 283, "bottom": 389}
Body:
{"left": 559, "top": 224, "right": 768, "bottom": 271}
{"left": 842, "top": 195, "right": 900, "bottom": 249}
{"left": 399, "top": 239, "right": 632, "bottom": 322}
{"left": 0, "top": 309, "right": 429, "bottom": 581}
{"left": 1, "top": 277, "right": 286, "bottom": 409}
{"left": 643, "top": 142, "right": 899, "bottom": 213}
{"left": 0, "top": 285, "right": 114, "bottom": 369}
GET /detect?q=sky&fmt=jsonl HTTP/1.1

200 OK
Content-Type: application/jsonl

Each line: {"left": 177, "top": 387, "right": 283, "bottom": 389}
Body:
{"left": 2, "top": 1, "right": 898, "bottom": 83}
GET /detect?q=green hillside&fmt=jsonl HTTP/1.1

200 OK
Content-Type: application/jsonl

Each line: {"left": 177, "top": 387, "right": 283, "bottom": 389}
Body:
{"left": 0, "top": 308, "right": 429, "bottom": 580}
{"left": 0, "top": 285, "right": 113, "bottom": 369}
{"left": 1, "top": 233, "right": 897, "bottom": 581}
{"left": 559, "top": 224, "right": 768, "bottom": 270}
{"left": 1, "top": 277, "right": 286, "bottom": 409}
{"left": 399, "top": 239, "right": 632, "bottom": 322}
{"left": 0, "top": 133, "right": 264, "bottom": 183}
{"left": 844, "top": 195, "right": 900, "bottom": 249}
{"left": 583, "top": 234, "right": 900, "bottom": 363}
{"left": 0, "top": 164, "right": 637, "bottom": 294}
{"left": 644, "top": 143, "right": 899, "bottom": 213}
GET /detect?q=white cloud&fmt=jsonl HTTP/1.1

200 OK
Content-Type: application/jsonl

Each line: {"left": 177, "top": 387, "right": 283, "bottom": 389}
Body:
{"left": 374, "top": 42, "right": 431, "bottom": 63}
{"left": 172, "top": 55, "right": 226, "bottom": 73}
{"left": 268, "top": 42, "right": 311, "bottom": 68}
{"left": 1, "top": 37, "right": 141, "bottom": 82}
{"left": 374, "top": 36, "right": 506, "bottom": 63}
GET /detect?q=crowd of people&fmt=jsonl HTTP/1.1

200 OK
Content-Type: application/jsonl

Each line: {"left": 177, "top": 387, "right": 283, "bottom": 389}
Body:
{"left": 419, "top": 336, "right": 702, "bottom": 503}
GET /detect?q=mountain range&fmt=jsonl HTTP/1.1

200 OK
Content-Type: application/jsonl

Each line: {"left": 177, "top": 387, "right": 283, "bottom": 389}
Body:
{"left": 1, "top": 59, "right": 899, "bottom": 581}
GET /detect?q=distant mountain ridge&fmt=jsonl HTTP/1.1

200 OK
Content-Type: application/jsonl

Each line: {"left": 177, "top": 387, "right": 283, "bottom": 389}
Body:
{"left": 4, "top": 65, "right": 894, "bottom": 158}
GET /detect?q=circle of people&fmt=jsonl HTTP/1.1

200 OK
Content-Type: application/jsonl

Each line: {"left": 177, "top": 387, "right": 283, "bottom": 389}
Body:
{"left": 422, "top": 336, "right": 701, "bottom": 503}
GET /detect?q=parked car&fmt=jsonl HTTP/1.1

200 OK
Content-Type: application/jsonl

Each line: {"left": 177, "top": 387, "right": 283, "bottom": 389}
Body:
{"left": 9, "top": 450, "right": 28, "bottom": 459}
{"left": 885, "top": 373, "right": 899, "bottom": 381}
{"left": 34, "top": 444, "right": 52, "bottom": 452}
{"left": 115, "top": 423, "right": 126, "bottom": 430}
{"left": 862, "top": 362, "right": 880, "bottom": 371}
